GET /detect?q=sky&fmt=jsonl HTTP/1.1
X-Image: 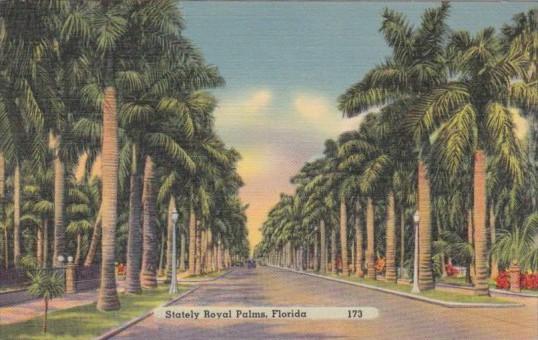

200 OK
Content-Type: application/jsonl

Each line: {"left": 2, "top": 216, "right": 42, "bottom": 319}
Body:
{"left": 180, "top": 1, "right": 536, "bottom": 250}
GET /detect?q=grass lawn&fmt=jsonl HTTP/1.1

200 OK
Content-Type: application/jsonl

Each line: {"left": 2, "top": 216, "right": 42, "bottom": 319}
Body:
{"left": 324, "top": 273, "right": 510, "bottom": 304}
{"left": 1, "top": 285, "right": 187, "bottom": 340}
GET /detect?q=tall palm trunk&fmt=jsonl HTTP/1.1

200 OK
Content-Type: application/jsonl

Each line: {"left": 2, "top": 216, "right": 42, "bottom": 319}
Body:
{"left": 3, "top": 227, "right": 8, "bottom": 270}
{"left": 141, "top": 156, "right": 158, "bottom": 288}
{"left": 96, "top": 85, "right": 121, "bottom": 311}
{"left": 217, "top": 237, "right": 224, "bottom": 271}
{"left": 37, "top": 225, "right": 43, "bottom": 266}
{"left": 355, "top": 201, "right": 364, "bottom": 277}
{"left": 84, "top": 206, "right": 102, "bottom": 267}
{"left": 13, "top": 162, "right": 21, "bottom": 267}
{"left": 490, "top": 205, "right": 498, "bottom": 280}
{"left": 366, "top": 197, "right": 375, "bottom": 279}
{"left": 74, "top": 233, "right": 82, "bottom": 265}
{"left": 313, "top": 232, "right": 319, "bottom": 271}
{"left": 417, "top": 160, "right": 434, "bottom": 290}
{"left": 385, "top": 192, "right": 397, "bottom": 283}
{"left": 43, "top": 219, "right": 48, "bottom": 268}
{"left": 319, "top": 219, "right": 326, "bottom": 273}
{"left": 0, "top": 153, "right": 5, "bottom": 269}
{"left": 399, "top": 210, "right": 405, "bottom": 278}
{"left": 179, "top": 230, "right": 186, "bottom": 272}
{"left": 473, "top": 150, "right": 489, "bottom": 295}
{"left": 52, "top": 136, "right": 65, "bottom": 267}
{"left": 195, "top": 222, "right": 202, "bottom": 275}
{"left": 126, "top": 144, "right": 143, "bottom": 293}
{"left": 331, "top": 228, "right": 337, "bottom": 274}
{"left": 467, "top": 209, "right": 475, "bottom": 284}
{"left": 158, "top": 231, "right": 165, "bottom": 275}
{"left": 200, "top": 229, "right": 206, "bottom": 274}
{"left": 188, "top": 204, "right": 196, "bottom": 275}
{"left": 165, "top": 196, "right": 176, "bottom": 281}
{"left": 339, "top": 198, "right": 349, "bottom": 276}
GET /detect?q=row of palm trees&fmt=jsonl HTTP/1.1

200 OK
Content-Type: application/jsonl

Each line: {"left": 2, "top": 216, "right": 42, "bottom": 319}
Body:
{"left": 0, "top": 0, "right": 249, "bottom": 311}
{"left": 256, "top": 4, "right": 537, "bottom": 295}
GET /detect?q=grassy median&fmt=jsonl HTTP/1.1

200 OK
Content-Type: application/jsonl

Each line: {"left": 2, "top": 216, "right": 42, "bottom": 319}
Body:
{"left": 325, "top": 273, "right": 510, "bottom": 304}
{"left": 1, "top": 285, "right": 187, "bottom": 340}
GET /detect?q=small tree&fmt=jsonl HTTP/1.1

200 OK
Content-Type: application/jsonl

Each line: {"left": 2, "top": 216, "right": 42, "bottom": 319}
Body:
{"left": 27, "top": 269, "right": 64, "bottom": 333}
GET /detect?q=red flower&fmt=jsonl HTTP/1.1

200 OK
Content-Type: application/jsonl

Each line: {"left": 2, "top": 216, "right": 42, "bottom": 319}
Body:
{"left": 496, "top": 271, "right": 510, "bottom": 290}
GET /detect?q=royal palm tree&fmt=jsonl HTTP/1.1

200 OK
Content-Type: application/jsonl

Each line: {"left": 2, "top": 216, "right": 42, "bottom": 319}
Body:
{"left": 338, "top": 3, "right": 451, "bottom": 290}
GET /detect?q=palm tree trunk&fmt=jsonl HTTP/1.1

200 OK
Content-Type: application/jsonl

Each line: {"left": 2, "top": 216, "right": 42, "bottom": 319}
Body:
{"left": 126, "top": 144, "right": 143, "bottom": 293}
{"left": 331, "top": 228, "right": 337, "bottom": 274}
{"left": 217, "top": 238, "right": 224, "bottom": 271}
{"left": 437, "top": 215, "right": 447, "bottom": 278}
{"left": 13, "top": 162, "right": 21, "bottom": 267}
{"left": 43, "top": 297, "right": 48, "bottom": 333}
{"left": 355, "top": 201, "right": 364, "bottom": 277}
{"left": 179, "top": 230, "right": 186, "bottom": 272}
{"left": 37, "top": 225, "right": 43, "bottom": 266}
{"left": 75, "top": 233, "right": 82, "bottom": 265}
{"left": 43, "top": 220, "right": 48, "bottom": 268}
{"left": 0, "top": 153, "right": 5, "bottom": 269}
{"left": 417, "top": 160, "right": 434, "bottom": 290}
{"left": 195, "top": 221, "right": 202, "bottom": 275}
{"left": 340, "top": 198, "right": 349, "bottom": 276}
{"left": 385, "top": 192, "right": 397, "bottom": 283}
{"left": 319, "top": 219, "right": 326, "bottom": 273}
{"left": 200, "top": 229, "right": 206, "bottom": 274}
{"left": 399, "top": 210, "right": 405, "bottom": 279}
{"left": 165, "top": 196, "right": 176, "bottom": 281}
{"left": 473, "top": 150, "right": 489, "bottom": 295}
{"left": 141, "top": 156, "right": 158, "bottom": 288}
{"left": 84, "top": 207, "right": 101, "bottom": 267}
{"left": 366, "top": 197, "right": 376, "bottom": 280}
{"left": 313, "top": 232, "right": 318, "bottom": 271}
{"left": 96, "top": 84, "right": 120, "bottom": 311}
{"left": 159, "top": 231, "right": 165, "bottom": 276}
{"left": 467, "top": 208, "right": 475, "bottom": 284}
{"left": 52, "top": 135, "right": 66, "bottom": 268}
{"left": 490, "top": 205, "right": 498, "bottom": 280}
{"left": 4, "top": 226, "right": 9, "bottom": 269}
{"left": 188, "top": 204, "right": 196, "bottom": 275}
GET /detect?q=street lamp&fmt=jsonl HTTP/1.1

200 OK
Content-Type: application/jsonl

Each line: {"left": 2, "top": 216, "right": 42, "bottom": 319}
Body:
{"left": 412, "top": 211, "right": 420, "bottom": 293}
{"left": 57, "top": 255, "right": 65, "bottom": 267}
{"left": 169, "top": 207, "right": 179, "bottom": 295}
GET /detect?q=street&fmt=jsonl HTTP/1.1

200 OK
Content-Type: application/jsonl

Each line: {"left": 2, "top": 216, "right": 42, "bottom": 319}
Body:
{"left": 113, "top": 266, "right": 538, "bottom": 339}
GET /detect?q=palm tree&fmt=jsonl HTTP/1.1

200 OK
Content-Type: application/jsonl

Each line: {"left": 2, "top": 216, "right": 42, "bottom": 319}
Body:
{"left": 338, "top": 3, "right": 451, "bottom": 290}
{"left": 492, "top": 213, "right": 538, "bottom": 273}
{"left": 27, "top": 269, "right": 64, "bottom": 334}
{"left": 416, "top": 26, "right": 534, "bottom": 294}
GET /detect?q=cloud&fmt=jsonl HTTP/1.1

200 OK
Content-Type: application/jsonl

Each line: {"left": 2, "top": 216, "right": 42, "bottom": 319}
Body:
{"left": 293, "top": 92, "right": 364, "bottom": 135}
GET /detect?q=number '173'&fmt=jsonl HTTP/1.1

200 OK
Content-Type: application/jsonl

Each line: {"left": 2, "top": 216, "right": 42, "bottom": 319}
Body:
{"left": 348, "top": 310, "right": 363, "bottom": 318}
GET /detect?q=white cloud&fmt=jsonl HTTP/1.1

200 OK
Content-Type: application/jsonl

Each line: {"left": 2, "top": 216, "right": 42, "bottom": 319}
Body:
{"left": 292, "top": 92, "right": 364, "bottom": 135}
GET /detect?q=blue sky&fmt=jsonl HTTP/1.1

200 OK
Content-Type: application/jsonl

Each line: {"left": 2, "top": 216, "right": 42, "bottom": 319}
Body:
{"left": 180, "top": 1, "right": 536, "bottom": 247}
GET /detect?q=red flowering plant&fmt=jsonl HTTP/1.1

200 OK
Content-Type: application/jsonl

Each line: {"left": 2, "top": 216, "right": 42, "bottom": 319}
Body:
{"left": 495, "top": 271, "right": 538, "bottom": 290}
{"left": 495, "top": 271, "right": 510, "bottom": 289}
{"left": 445, "top": 264, "right": 459, "bottom": 276}
{"left": 521, "top": 273, "right": 538, "bottom": 290}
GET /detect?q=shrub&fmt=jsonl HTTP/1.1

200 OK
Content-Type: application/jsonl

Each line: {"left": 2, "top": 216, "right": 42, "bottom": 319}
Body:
{"left": 495, "top": 271, "right": 510, "bottom": 289}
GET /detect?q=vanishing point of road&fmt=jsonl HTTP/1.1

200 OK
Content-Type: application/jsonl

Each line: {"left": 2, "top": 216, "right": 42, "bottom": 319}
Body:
{"left": 113, "top": 266, "right": 538, "bottom": 339}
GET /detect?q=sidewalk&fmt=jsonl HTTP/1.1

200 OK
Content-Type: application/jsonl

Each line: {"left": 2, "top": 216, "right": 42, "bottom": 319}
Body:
{"left": 0, "top": 289, "right": 98, "bottom": 325}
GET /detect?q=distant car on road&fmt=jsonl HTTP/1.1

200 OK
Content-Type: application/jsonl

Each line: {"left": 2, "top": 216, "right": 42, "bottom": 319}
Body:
{"left": 247, "top": 259, "right": 256, "bottom": 269}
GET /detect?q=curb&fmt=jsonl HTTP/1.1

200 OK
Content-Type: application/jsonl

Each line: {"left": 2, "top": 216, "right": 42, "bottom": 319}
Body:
{"left": 490, "top": 288, "right": 538, "bottom": 299}
{"left": 268, "top": 265, "right": 523, "bottom": 309}
{"left": 179, "top": 269, "right": 234, "bottom": 283}
{"left": 95, "top": 286, "right": 200, "bottom": 340}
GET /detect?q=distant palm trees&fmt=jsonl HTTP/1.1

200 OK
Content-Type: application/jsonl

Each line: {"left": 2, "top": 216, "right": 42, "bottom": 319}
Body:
{"left": 257, "top": 5, "right": 538, "bottom": 296}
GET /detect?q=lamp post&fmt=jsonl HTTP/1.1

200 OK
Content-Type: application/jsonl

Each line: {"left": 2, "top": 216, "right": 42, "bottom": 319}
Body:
{"left": 412, "top": 211, "right": 420, "bottom": 293}
{"left": 169, "top": 207, "right": 179, "bottom": 294}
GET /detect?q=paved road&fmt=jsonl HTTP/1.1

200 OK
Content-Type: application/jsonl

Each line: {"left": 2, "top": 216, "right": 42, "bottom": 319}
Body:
{"left": 114, "top": 266, "right": 538, "bottom": 340}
